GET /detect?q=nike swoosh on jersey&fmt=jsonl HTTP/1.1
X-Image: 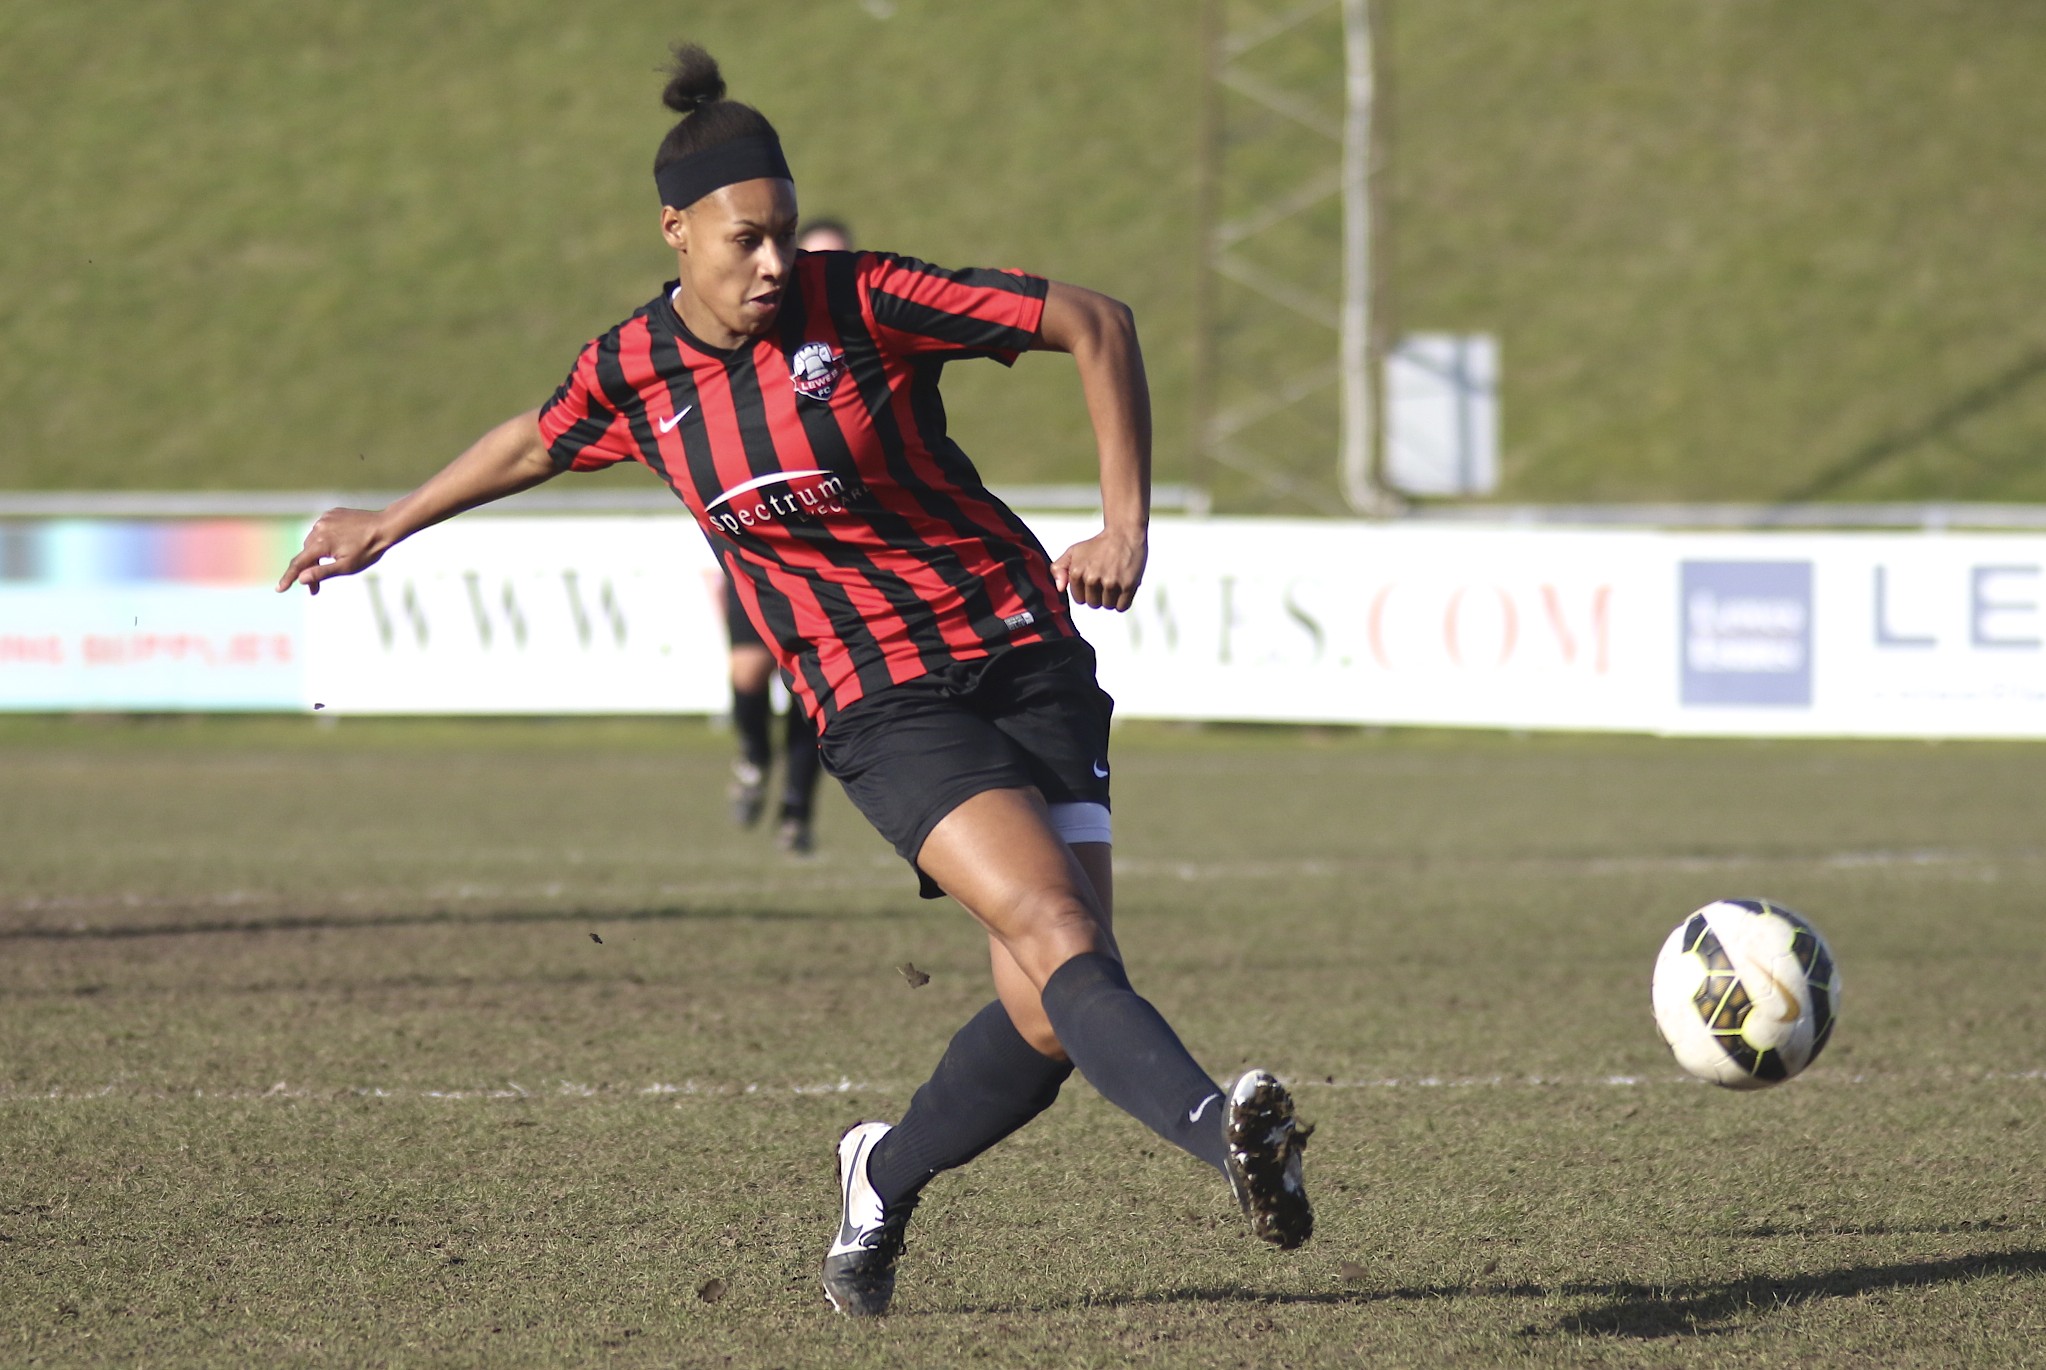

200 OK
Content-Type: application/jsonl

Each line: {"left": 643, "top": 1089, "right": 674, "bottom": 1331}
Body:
{"left": 657, "top": 405, "right": 694, "bottom": 434}
{"left": 1187, "top": 1092, "right": 1222, "bottom": 1124}
{"left": 1092, "top": 760, "right": 1110, "bottom": 779}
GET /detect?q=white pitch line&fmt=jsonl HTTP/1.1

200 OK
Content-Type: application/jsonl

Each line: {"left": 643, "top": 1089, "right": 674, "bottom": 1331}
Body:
{"left": 3, "top": 1069, "right": 2041, "bottom": 1106}
{"left": 1113, "top": 848, "right": 2025, "bottom": 882}
{"left": 0, "top": 1077, "right": 896, "bottom": 1105}
{"left": 4, "top": 847, "right": 2032, "bottom": 921}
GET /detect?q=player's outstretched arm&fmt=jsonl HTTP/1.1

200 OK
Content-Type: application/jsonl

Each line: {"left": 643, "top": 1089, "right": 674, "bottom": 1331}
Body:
{"left": 276, "top": 409, "right": 557, "bottom": 595}
{"left": 1036, "top": 281, "right": 1152, "bottom": 612}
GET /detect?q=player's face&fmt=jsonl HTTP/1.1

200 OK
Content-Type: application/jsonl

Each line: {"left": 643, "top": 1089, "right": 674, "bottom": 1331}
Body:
{"left": 663, "top": 179, "right": 800, "bottom": 348}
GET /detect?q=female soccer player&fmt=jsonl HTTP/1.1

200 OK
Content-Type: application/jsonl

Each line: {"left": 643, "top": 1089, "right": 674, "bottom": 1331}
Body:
{"left": 277, "top": 44, "right": 1311, "bottom": 1316}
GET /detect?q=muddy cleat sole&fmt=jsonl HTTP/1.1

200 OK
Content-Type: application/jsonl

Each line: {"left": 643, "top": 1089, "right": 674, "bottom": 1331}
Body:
{"left": 820, "top": 1122, "right": 914, "bottom": 1316}
{"left": 1223, "top": 1070, "right": 1313, "bottom": 1250}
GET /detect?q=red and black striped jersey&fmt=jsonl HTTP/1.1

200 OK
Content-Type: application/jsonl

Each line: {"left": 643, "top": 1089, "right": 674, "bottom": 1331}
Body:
{"left": 536, "top": 250, "right": 1075, "bottom": 731}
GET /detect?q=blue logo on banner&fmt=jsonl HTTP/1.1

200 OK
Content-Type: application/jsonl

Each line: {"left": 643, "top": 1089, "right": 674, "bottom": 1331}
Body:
{"left": 1681, "top": 561, "right": 1813, "bottom": 707}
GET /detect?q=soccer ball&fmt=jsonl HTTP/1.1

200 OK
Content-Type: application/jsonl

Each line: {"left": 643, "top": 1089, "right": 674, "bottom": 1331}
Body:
{"left": 1650, "top": 899, "right": 1841, "bottom": 1089}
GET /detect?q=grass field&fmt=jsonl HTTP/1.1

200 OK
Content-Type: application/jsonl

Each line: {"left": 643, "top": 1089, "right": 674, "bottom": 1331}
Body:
{"left": 7, "top": 2, "right": 2046, "bottom": 508}
{"left": 3, "top": 716, "right": 2043, "bottom": 1365}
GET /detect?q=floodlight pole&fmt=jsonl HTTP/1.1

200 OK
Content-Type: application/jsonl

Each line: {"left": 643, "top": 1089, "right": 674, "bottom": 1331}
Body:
{"left": 1191, "top": 0, "right": 1222, "bottom": 511}
{"left": 1338, "top": 0, "right": 1399, "bottom": 516}
{"left": 1198, "top": 0, "right": 1396, "bottom": 513}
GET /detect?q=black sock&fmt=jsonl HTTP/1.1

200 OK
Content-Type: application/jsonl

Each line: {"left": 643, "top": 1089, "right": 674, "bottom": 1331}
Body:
{"left": 867, "top": 1000, "right": 1073, "bottom": 1206}
{"left": 731, "top": 687, "right": 772, "bottom": 770}
{"left": 780, "top": 706, "right": 821, "bottom": 821}
{"left": 1038, "top": 952, "right": 1230, "bottom": 1175}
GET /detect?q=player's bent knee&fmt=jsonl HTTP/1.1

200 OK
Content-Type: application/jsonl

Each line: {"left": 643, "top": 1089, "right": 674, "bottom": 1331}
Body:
{"left": 1017, "top": 1021, "right": 1067, "bottom": 1060}
{"left": 1009, "top": 887, "right": 1100, "bottom": 937}
{"left": 1002, "top": 998, "right": 1068, "bottom": 1059}
{"left": 1001, "top": 891, "right": 1107, "bottom": 982}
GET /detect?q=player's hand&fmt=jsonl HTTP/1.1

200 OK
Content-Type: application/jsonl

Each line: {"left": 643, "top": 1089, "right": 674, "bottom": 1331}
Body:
{"left": 275, "top": 507, "right": 392, "bottom": 596}
{"left": 1052, "top": 528, "right": 1147, "bottom": 611}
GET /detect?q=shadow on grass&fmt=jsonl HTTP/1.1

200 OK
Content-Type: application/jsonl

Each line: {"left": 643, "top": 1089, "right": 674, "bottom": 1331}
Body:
{"left": 1783, "top": 346, "right": 2046, "bottom": 501}
{"left": 0, "top": 901, "right": 905, "bottom": 942}
{"left": 1735, "top": 1219, "right": 2024, "bottom": 1238}
{"left": 1022, "top": 1248, "right": 2046, "bottom": 1339}
{"left": 1537, "top": 1248, "right": 2046, "bottom": 1339}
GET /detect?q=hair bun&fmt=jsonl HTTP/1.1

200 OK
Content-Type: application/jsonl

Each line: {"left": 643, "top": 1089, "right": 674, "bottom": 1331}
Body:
{"left": 662, "top": 43, "right": 726, "bottom": 114}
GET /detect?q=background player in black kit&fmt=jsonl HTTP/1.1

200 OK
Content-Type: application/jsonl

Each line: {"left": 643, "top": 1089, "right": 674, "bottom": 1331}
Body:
{"left": 719, "top": 217, "right": 855, "bottom": 856}
{"left": 278, "top": 43, "right": 1312, "bottom": 1317}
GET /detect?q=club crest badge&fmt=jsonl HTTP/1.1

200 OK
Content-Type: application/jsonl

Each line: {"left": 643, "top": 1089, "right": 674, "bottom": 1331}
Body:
{"left": 790, "top": 341, "right": 847, "bottom": 402}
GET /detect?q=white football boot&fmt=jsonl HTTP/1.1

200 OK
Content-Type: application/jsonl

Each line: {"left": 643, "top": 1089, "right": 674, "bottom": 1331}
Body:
{"left": 820, "top": 1122, "right": 915, "bottom": 1316}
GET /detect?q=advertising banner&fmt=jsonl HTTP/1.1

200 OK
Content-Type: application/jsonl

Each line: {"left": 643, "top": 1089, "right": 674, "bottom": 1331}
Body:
{"left": 1664, "top": 532, "right": 2046, "bottom": 738}
{"left": 0, "top": 520, "right": 306, "bottom": 710}
{"left": 1028, "top": 517, "right": 1666, "bottom": 731}
{"left": 299, "top": 515, "right": 1673, "bottom": 732}
{"left": 299, "top": 516, "right": 729, "bottom": 714}
{"left": 7, "top": 513, "right": 2046, "bottom": 738}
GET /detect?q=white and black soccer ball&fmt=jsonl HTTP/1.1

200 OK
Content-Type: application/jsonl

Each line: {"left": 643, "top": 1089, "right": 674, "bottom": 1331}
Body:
{"left": 1650, "top": 899, "right": 1841, "bottom": 1089}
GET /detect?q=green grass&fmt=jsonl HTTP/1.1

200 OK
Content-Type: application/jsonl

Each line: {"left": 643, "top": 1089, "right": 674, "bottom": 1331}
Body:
{"left": 4, "top": 718, "right": 2044, "bottom": 1364}
{"left": 6, "top": 3, "right": 2046, "bottom": 509}
{"left": 1387, "top": 0, "right": 2046, "bottom": 505}
{"left": 0, "top": 1, "right": 1200, "bottom": 502}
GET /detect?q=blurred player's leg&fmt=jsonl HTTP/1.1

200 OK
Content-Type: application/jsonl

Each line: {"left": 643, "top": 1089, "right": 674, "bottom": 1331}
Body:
{"left": 776, "top": 704, "right": 822, "bottom": 853}
{"left": 727, "top": 643, "right": 774, "bottom": 828}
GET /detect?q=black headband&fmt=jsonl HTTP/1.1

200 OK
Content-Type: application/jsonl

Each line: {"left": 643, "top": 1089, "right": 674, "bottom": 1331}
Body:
{"left": 655, "top": 135, "right": 793, "bottom": 208}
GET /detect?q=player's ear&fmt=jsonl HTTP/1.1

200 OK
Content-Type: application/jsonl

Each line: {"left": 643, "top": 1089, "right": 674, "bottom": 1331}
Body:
{"left": 661, "top": 206, "right": 690, "bottom": 253}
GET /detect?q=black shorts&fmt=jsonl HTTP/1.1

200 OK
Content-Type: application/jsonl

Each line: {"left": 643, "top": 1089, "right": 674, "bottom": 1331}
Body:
{"left": 817, "top": 639, "right": 1114, "bottom": 898}
{"left": 724, "top": 580, "right": 766, "bottom": 651}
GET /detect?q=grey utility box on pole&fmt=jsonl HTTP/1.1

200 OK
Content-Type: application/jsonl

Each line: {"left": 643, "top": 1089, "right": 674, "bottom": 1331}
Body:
{"left": 1384, "top": 333, "right": 1500, "bottom": 498}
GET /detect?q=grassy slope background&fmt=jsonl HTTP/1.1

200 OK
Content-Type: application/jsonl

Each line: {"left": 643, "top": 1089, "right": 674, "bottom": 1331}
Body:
{"left": 2, "top": 1, "right": 2044, "bottom": 507}
{"left": 0, "top": 1, "right": 1200, "bottom": 499}
{"left": 1392, "top": 0, "right": 2046, "bottom": 505}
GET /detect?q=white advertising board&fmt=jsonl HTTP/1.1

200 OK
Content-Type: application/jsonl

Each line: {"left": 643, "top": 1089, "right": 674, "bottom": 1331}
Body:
{"left": 0, "top": 585, "right": 303, "bottom": 711}
{"left": 1028, "top": 517, "right": 1665, "bottom": 731}
{"left": 9, "top": 512, "right": 2045, "bottom": 739}
{"left": 297, "top": 516, "right": 2046, "bottom": 737}
{"left": 301, "top": 516, "right": 729, "bottom": 714}
{"left": 0, "top": 518, "right": 308, "bottom": 711}
{"left": 1663, "top": 531, "right": 2046, "bottom": 738}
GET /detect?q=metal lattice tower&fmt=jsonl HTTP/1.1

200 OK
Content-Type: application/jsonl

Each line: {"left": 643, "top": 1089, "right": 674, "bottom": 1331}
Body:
{"left": 1194, "top": 0, "right": 1396, "bottom": 514}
